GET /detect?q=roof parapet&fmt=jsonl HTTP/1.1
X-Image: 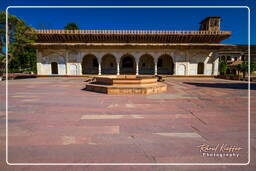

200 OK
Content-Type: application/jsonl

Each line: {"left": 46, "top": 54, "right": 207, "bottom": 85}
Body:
{"left": 35, "top": 29, "right": 231, "bottom": 35}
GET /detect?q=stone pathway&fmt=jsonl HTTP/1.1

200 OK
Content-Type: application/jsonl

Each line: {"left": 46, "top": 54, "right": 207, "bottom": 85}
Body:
{"left": 0, "top": 77, "right": 255, "bottom": 170}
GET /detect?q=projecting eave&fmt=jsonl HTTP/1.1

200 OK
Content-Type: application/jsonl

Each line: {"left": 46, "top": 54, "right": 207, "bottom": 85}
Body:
{"left": 31, "top": 43, "right": 235, "bottom": 49}
{"left": 34, "top": 30, "right": 232, "bottom": 43}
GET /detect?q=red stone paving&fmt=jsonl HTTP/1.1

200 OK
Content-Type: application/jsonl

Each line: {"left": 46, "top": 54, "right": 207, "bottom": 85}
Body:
{"left": 0, "top": 77, "right": 255, "bottom": 171}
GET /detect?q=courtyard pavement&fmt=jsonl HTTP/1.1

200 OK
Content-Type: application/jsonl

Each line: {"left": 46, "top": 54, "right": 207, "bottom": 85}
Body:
{"left": 0, "top": 77, "right": 255, "bottom": 171}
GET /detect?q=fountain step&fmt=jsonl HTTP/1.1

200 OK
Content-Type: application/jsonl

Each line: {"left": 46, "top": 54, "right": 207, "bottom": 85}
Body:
{"left": 85, "top": 82, "right": 167, "bottom": 95}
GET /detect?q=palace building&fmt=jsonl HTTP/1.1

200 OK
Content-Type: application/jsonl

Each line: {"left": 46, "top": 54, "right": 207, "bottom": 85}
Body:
{"left": 33, "top": 16, "right": 238, "bottom": 76}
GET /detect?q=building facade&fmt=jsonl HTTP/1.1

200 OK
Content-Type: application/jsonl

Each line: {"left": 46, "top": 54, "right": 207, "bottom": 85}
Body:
{"left": 34, "top": 17, "right": 236, "bottom": 76}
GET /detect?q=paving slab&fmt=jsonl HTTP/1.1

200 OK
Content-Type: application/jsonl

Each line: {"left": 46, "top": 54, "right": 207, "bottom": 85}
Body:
{"left": 0, "top": 77, "right": 255, "bottom": 170}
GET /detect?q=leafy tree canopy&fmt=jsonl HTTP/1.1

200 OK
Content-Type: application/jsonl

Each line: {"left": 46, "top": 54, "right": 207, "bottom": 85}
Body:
{"left": 0, "top": 11, "right": 37, "bottom": 74}
{"left": 64, "top": 22, "right": 79, "bottom": 30}
{"left": 237, "top": 61, "right": 256, "bottom": 74}
{"left": 219, "top": 59, "right": 228, "bottom": 75}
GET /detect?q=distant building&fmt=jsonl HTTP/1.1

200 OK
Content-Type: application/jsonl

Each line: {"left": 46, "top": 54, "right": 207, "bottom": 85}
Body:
{"left": 218, "top": 45, "right": 256, "bottom": 75}
{"left": 32, "top": 16, "right": 251, "bottom": 76}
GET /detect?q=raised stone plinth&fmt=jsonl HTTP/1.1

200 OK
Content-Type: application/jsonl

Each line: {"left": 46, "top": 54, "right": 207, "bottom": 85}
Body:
{"left": 85, "top": 75, "right": 167, "bottom": 95}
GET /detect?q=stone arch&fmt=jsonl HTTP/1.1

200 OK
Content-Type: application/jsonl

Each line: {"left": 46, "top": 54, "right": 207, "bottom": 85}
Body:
{"left": 120, "top": 54, "right": 136, "bottom": 74}
{"left": 51, "top": 62, "right": 58, "bottom": 74}
{"left": 82, "top": 54, "right": 98, "bottom": 74}
{"left": 197, "top": 62, "right": 204, "bottom": 74}
{"left": 139, "top": 54, "right": 154, "bottom": 74}
{"left": 157, "top": 54, "right": 174, "bottom": 75}
{"left": 101, "top": 54, "right": 117, "bottom": 74}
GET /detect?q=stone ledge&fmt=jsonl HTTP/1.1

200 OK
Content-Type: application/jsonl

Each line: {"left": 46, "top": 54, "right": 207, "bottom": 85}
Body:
{"left": 85, "top": 82, "right": 167, "bottom": 95}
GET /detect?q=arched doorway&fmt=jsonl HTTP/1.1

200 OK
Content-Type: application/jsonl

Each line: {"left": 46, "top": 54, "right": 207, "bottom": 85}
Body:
{"left": 82, "top": 54, "right": 98, "bottom": 74}
{"left": 197, "top": 62, "right": 204, "bottom": 74}
{"left": 139, "top": 54, "right": 154, "bottom": 74}
{"left": 120, "top": 55, "right": 136, "bottom": 74}
{"left": 101, "top": 54, "right": 117, "bottom": 74}
{"left": 157, "top": 55, "right": 174, "bottom": 74}
{"left": 51, "top": 62, "right": 58, "bottom": 74}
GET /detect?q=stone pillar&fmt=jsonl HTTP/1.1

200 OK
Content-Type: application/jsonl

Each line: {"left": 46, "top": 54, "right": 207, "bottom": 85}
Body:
{"left": 97, "top": 55, "right": 102, "bottom": 76}
{"left": 98, "top": 63, "right": 101, "bottom": 75}
{"left": 36, "top": 50, "right": 41, "bottom": 75}
{"left": 134, "top": 56, "right": 140, "bottom": 76}
{"left": 136, "top": 62, "right": 139, "bottom": 75}
{"left": 152, "top": 53, "right": 160, "bottom": 76}
{"left": 78, "top": 51, "right": 82, "bottom": 75}
{"left": 116, "top": 58, "right": 120, "bottom": 75}
{"left": 65, "top": 50, "right": 68, "bottom": 75}
{"left": 213, "top": 57, "right": 219, "bottom": 75}
{"left": 117, "top": 63, "right": 120, "bottom": 75}
{"left": 173, "top": 63, "right": 176, "bottom": 75}
{"left": 154, "top": 61, "right": 158, "bottom": 75}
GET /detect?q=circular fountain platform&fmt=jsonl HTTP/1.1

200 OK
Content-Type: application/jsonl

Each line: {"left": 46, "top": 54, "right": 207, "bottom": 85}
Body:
{"left": 85, "top": 75, "right": 167, "bottom": 95}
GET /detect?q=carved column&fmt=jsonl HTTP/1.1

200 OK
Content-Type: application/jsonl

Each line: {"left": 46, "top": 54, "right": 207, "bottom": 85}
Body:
{"left": 154, "top": 61, "right": 158, "bottom": 75}
{"left": 173, "top": 63, "right": 176, "bottom": 75}
{"left": 117, "top": 61, "right": 120, "bottom": 75}
{"left": 136, "top": 62, "right": 139, "bottom": 75}
{"left": 98, "top": 63, "right": 101, "bottom": 75}
{"left": 115, "top": 53, "right": 122, "bottom": 75}
{"left": 65, "top": 50, "right": 68, "bottom": 75}
{"left": 134, "top": 54, "right": 141, "bottom": 76}
{"left": 36, "top": 50, "right": 42, "bottom": 75}
{"left": 96, "top": 54, "right": 103, "bottom": 76}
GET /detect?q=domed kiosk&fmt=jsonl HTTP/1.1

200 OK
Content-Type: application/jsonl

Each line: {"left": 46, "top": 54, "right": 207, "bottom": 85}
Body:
{"left": 85, "top": 75, "right": 167, "bottom": 95}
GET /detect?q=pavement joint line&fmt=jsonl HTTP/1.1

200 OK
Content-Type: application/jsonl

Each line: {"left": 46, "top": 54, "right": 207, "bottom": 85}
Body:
{"left": 189, "top": 111, "right": 207, "bottom": 125}
{"left": 190, "top": 125, "right": 208, "bottom": 141}
{"left": 128, "top": 134, "right": 157, "bottom": 163}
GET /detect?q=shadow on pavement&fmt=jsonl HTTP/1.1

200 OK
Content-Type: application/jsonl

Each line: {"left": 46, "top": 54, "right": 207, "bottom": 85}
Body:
{"left": 183, "top": 82, "right": 256, "bottom": 90}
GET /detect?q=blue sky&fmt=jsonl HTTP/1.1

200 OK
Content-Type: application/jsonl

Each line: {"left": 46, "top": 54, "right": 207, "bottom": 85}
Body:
{"left": 1, "top": 0, "right": 255, "bottom": 45}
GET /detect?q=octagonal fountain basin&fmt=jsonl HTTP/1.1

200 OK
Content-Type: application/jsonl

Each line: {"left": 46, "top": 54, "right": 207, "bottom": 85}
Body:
{"left": 85, "top": 75, "right": 167, "bottom": 95}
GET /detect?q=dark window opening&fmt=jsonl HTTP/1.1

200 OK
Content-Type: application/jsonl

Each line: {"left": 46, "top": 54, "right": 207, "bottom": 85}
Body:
{"left": 51, "top": 62, "right": 58, "bottom": 74}
{"left": 110, "top": 62, "right": 113, "bottom": 67}
{"left": 157, "top": 59, "right": 163, "bottom": 67}
{"left": 197, "top": 62, "right": 204, "bottom": 74}
{"left": 93, "top": 59, "right": 98, "bottom": 67}
{"left": 122, "top": 56, "right": 134, "bottom": 68}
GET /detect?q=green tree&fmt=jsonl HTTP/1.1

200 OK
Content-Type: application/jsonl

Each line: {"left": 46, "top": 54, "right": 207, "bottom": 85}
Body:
{"left": 219, "top": 59, "right": 228, "bottom": 75}
{"left": 0, "top": 11, "right": 37, "bottom": 74}
{"left": 64, "top": 22, "right": 79, "bottom": 30}
{"left": 237, "top": 61, "right": 256, "bottom": 79}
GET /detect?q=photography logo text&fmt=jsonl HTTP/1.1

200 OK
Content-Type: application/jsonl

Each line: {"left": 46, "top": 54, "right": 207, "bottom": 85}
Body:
{"left": 197, "top": 144, "right": 243, "bottom": 158}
